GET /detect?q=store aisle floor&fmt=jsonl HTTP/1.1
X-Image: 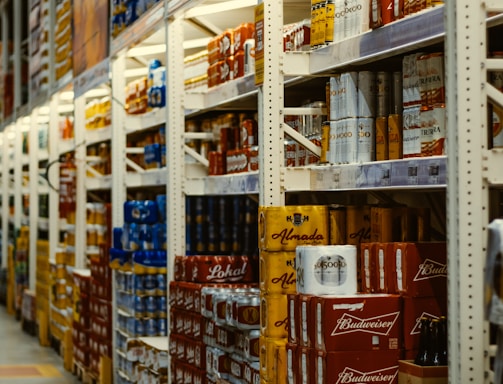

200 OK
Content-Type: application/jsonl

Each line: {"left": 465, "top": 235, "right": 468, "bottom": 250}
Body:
{"left": 0, "top": 305, "right": 80, "bottom": 384}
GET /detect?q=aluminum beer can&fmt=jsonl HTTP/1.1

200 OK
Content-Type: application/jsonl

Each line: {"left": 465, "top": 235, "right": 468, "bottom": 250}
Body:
{"left": 357, "top": 117, "right": 375, "bottom": 163}
{"left": 260, "top": 293, "right": 288, "bottom": 338}
{"left": 329, "top": 75, "right": 341, "bottom": 121}
{"left": 236, "top": 293, "right": 260, "bottom": 330}
{"left": 341, "top": 72, "right": 359, "bottom": 119}
{"left": 357, "top": 71, "right": 376, "bottom": 117}
{"left": 376, "top": 71, "right": 391, "bottom": 117}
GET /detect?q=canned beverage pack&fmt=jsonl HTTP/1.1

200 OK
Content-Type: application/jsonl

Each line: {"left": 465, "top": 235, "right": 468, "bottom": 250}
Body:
{"left": 259, "top": 205, "right": 329, "bottom": 252}
{"left": 260, "top": 293, "right": 289, "bottom": 338}
{"left": 260, "top": 251, "right": 296, "bottom": 295}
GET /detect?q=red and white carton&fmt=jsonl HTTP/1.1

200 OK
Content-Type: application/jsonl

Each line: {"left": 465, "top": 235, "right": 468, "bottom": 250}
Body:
{"left": 287, "top": 293, "right": 299, "bottom": 344}
{"left": 315, "top": 349, "right": 401, "bottom": 384}
{"left": 361, "top": 243, "right": 377, "bottom": 293}
{"left": 187, "top": 255, "right": 255, "bottom": 283}
{"left": 375, "top": 242, "right": 397, "bottom": 294}
{"left": 394, "top": 242, "right": 447, "bottom": 297}
{"left": 402, "top": 296, "right": 446, "bottom": 351}
{"left": 314, "top": 294, "right": 402, "bottom": 352}
{"left": 286, "top": 343, "right": 298, "bottom": 384}
{"left": 299, "top": 294, "right": 316, "bottom": 348}
{"left": 297, "top": 346, "right": 316, "bottom": 384}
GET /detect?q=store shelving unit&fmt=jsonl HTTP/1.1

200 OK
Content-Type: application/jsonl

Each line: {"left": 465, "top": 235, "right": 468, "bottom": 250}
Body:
{"left": 0, "top": 0, "right": 499, "bottom": 382}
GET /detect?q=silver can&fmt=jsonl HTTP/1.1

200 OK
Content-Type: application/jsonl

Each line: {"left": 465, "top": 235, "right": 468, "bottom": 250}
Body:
{"left": 376, "top": 71, "right": 391, "bottom": 117}
{"left": 357, "top": 71, "right": 376, "bottom": 118}
{"left": 357, "top": 117, "right": 375, "bottom": 163}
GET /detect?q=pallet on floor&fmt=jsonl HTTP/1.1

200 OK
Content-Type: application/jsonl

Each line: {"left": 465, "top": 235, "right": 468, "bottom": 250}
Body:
{"left": 72, "top": 360, "right": 98, "bottom": 384}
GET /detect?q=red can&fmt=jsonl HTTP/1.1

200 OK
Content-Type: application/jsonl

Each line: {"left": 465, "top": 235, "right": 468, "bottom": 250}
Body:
{"left": 208, "top": 151, "right": 225, "bottom": 176}
{"left": 381, "top": 0, "right": 394, "bottom": 25}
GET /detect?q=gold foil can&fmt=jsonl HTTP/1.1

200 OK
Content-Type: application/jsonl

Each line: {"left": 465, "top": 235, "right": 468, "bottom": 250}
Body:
{"left": 260, "top": 336, "right": 288, "bottom": 383}
{"left": 260, "top": 251, "right": 297, "bottom": 295}
{"left": 260, "top": 293, "right": 289, "bottom": 338}
{"left": 259, "top": 206, "right": 329, "bottom": 251}
{"left": 329, "top": 205, "right": 346, "bottom": 245}
{"left": 345, "top": 205, "right": 371, "bottom": 245}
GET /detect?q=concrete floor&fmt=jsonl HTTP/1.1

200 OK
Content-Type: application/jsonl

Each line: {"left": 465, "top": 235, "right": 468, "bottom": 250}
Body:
{"left": 0, "top": 305, "right": 80, "bottom": 384}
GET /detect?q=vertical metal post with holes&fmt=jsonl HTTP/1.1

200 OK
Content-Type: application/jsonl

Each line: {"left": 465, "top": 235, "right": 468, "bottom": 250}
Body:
{"left": 259, "top": 0, "right": 285, "bottom": 207}
{"left": 28, "top": 108, "right": 39, "bottom": 290}
{"left": 73, "top": 95, "right": 86, "bottom": 268}
{"left": 445, "top": 0, "right": 491, "bottom": 382}
{"left": 166, "top": 10, "right": 186, "bottom": 279}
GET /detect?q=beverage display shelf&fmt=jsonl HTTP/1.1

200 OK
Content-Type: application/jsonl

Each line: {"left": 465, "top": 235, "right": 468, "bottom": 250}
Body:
{"left": 283, "top": 156, "right": 446, "bottom": 192}
{"left": 86, "top": 125, "right": 112, "bottom": 146}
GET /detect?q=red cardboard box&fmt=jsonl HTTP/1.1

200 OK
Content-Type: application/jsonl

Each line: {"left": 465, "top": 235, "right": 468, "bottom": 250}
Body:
{"left": 286, "top": 343, "right": 298, "bottom": 384}
{"left": 299, "top": 294, "right": 316, "bottom": 348}
{"left": 402, "top": 296, "right": 446, "bottom": 350}
{"left": 287, "top": 293, "right": 299, "bottom": 344}
{"left": 297, "top": 347, "right": 316, "bottom": 384}
{"left": 375, "top": 242, "right": 397, "bottom": 293}
{"left": 394, "top": 242, "right": 447, "bottom": 297}
{"left": 316, "top": 350, "right": 402, "bottom": 384}
{"left": 361, "top": 243, "right": 378, "bottom": 293}
{"left": 314, "top": 294, "right": 402, "bottom": 352}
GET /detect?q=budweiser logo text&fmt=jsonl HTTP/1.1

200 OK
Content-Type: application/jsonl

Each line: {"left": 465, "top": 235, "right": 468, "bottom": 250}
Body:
{"left": 336, "top": 367, "right": 398, "bottom": 384}
{"left": 331, "top": 312, "right": 400, "bottom": 336}
{"left": 414, "top": 258, "right": 447, "bottom": 281}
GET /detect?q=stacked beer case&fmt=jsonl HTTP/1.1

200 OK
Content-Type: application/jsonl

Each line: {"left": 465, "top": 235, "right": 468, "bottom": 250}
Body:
{"left": 35, "top": 239, "right": 51, "bottom": 345}
{"left": 258, "top": 205, "right": 330, "bottom": 383}
{"left": 54, "top": 0, "right": 72, "bottom": 82}
{"left": 88, "top": 244, "right": 113, "bottom": 378}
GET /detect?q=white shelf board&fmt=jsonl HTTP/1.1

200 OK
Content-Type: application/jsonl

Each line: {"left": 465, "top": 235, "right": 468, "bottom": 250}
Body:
{"left": 283, "top": 156, "right": 447, "bottom": 191}
{"left": 86, "top": 125, "right": 112, "bottom": 146}
{"left": 125, "top": 169, "right": 167, "bottom": 188}
{"left": 299, "top": 6, "right": 445, "bottom": 76}
{"left": 185, "top": 171, "right": 259, "bottom": 196}
{"left": 124, "top": 107, "right": 166, "bottom": 134}
{"left": 86, "top": 175, "right": 113, "bottom": 190}
{"left": 59, "top": 139, "right": 75, "bottom": 155}
{"left": 185, "top": 74, "right": 258, "bottom": 114}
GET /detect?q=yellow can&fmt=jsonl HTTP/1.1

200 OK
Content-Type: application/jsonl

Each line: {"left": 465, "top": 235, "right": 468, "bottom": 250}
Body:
{"left": 259, "top": 206, "right": 329, "bottom": 251}
{"left": 260, "top": 251, "right": 296, "bottom": 295}
{"left": 260, "top": 336, "right": 288, "bottom": 383}
{"left": 261, "top": 293, "right": 289, "bottom": 339}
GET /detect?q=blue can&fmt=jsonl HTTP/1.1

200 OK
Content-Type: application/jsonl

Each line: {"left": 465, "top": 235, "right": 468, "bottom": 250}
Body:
{"left": 134, "top": 295, "right": 145, "bottom": 316}
{"left": 139, "top": 224, "right": 154, "bottom": 250}
{"left": 145, "top": 318, "right": 158, "bottom": 336}
{"left": 157, "top": 295, "right": 167, "bottom": 314}
{"left": 143, "top": 274, "right": 157, "bottom": 293}
{"left": 133, "top": 274, "right": 144, "bottom": 294}
{"left": 145, "top": 296, "right": 157, "bottom": 317}
{"left": 156, "top": 273, "right": 166, "bottom": 292}
{"left": 135, "top": 319, "right": 145, "bottom": 336}
{"left": 158, "top": 318, "right": 167, "bottom": 336}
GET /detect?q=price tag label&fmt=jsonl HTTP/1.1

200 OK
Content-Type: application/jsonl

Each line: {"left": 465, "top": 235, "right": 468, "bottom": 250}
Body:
{"left": 331, "top": 170, "right": 341, "bottom": 189}
{"left": 380, "top": 166, "right": 391, "bottom": 187}
{"left": 407, "top": 165, "right": 418, "bottom": 185}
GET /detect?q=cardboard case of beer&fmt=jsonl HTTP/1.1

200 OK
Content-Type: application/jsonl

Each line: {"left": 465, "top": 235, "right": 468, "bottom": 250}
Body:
{"left": 398, "top": 360, "right": 447, "bottom": 384}
{"left": 314, "top": 294, "right": 402, "bottom": 352}
{"left": 402, "top": 296, "right": 447, "bottom": 351}
{"left": 316, "top": 350, "right": 402, "bottom": 384}
{"left": 258, "top": 205, "right": 329, "bottom": 251}
{"left": 394, "top": 242, "right": 447, "bottom": 297}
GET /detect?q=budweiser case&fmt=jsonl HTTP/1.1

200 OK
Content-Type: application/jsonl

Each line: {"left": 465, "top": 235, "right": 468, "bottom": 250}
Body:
{"left": 316, "top": 350, "right": 401, "bottom": 384}
{"left": 402, "top": 296, "right": 446, "bottom": 351}
{"left": 259, "top": 205, "right": 329, "bottom": 251}
{"left": 394, "top": 242, "right": 447, "bottom": 297}
{"left": 314, "top": 294, "right": 402, "bottom": 352}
